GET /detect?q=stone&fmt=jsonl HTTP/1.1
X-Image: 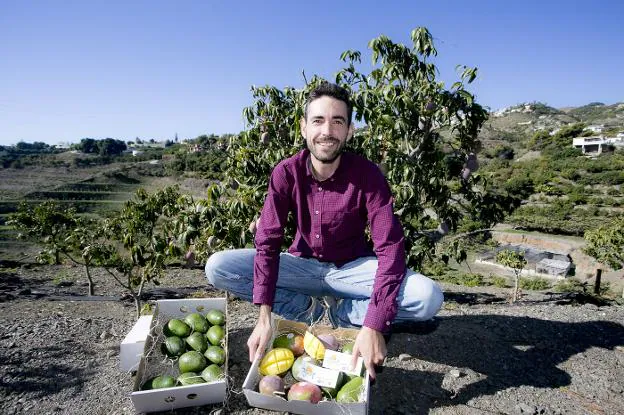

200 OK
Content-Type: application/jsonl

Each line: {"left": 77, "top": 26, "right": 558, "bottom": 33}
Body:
{"left": 514, "top": 403, "right": 536, "bottom": 414}
{"left": 449, "top": 369, "right": 462, "bottom": 378}
{"left": 398, "top": 353, "right": 412, "bottom": 362}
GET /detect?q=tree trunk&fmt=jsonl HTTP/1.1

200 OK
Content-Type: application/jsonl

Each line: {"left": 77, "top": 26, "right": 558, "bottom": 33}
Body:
{"left": 513, "top": 273, "right": 519, "bottom": 303}
{"left": 133, "top": 278, "right": 147, "bottom": 319}
{"left": 133, "top": 293, "right": 141, "bottom": 319}
{"left": 85, "top": 261, "right": 94, "bottom": 296}
{"left": 593, "top": 269, "right": 602, "bottom": 295}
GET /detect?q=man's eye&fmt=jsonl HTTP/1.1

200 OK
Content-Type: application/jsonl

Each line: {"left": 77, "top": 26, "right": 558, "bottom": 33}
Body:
{"left": 312, "top": 119, "right": 322, "bottom": 124}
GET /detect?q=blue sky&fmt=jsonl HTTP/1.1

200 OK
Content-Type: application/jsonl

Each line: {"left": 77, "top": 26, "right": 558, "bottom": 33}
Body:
{"left": 1, "top": 0, "right": 622, "bottom": 146}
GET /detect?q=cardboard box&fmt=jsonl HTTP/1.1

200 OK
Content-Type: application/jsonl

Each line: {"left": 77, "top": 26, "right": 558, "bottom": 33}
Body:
{"left": 130, "top": 298, "right": 228, "bottom": 413}
{"left": 120, "top": 314, "right": 154, "bottom": 372}
{"left": 243, "top": 319, "right": 370, "bottom": 415}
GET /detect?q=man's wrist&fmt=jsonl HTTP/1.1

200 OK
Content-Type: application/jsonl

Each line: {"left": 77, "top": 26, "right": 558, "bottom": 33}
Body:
{"left": 257, "top": 304, "right": 272, "bottom": 326}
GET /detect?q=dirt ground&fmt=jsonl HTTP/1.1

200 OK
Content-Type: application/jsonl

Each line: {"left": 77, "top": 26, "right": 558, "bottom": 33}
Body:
{"left": 1, "top": 262, "right": 623, "bottom": 415}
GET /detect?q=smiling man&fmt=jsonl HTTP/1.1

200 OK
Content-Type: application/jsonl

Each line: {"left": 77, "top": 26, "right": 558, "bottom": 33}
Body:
{"left": 205, "top": 82, "right": 443, "bottom": 378}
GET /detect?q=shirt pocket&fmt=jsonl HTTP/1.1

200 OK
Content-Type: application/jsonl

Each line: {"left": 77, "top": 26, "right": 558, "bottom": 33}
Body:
{"left": 326, "top": 208, "right": 364, "bottom": 240}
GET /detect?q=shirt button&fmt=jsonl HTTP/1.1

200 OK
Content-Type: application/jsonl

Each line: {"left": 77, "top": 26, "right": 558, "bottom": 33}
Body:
{"left": 386, "top": 321, "right": 391, "bottom": 326}
{"left": 318, "top": 187, "right": 323, "bottom": 191}
{"left": 315, "top": 234, "right": 320, "bottom": 239}
{"left": 319, "top": 254, "right": 323, "bottom": 258}
{"left": 315, "top": 210, "right": 319, "bottom": 215}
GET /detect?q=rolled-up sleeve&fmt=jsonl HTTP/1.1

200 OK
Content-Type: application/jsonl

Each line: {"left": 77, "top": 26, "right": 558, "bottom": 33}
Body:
{"left": 252, "top": 163, "right": 291, "bottom": 306}
{"left": 362, "top": 167, "right": 406, "bottom": 333}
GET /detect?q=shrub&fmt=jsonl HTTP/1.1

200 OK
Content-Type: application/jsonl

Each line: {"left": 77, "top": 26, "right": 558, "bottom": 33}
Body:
{"left": 552, "top": 278, "right": 587, "bottom": 293}
{"left": 490, "top": 275, "right": 508, "bottom": 288}
{"left": 438, "top": 271, "right": 486, "bottom": 287}
{"left": 519, "top": 277, "right": 551, "bottom": 291}
{"left": 421, "top": 259, "right": 450, "bottom": 277}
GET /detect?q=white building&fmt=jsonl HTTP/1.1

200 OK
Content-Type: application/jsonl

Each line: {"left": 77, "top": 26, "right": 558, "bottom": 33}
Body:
{"left": 573, "top": 135, "right": 624, "bottom": 154}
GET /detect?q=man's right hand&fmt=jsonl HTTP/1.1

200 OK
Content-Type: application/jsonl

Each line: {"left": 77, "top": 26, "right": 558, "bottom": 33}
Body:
{"left": 247, "top": 304, "right": 272, "bottom": 362}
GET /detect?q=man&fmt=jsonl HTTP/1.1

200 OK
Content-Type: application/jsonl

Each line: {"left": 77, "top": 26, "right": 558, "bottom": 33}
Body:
{"left": 205, "top": 82, "right": 443, "bottom": 378}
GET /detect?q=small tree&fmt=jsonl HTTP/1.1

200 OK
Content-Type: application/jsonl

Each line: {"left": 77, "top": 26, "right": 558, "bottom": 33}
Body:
{"left": 496, "top": 249, "right": 527, "bottom": 303}
{"left": 87, "top": 186, "right": 185, "bottom": 317}
{"left": 9, "top": 201, "right": 101, "bottom": 295}
{"left": 584, "top": 217, "right": 624, "bottom": 298}
{"left": 64, "top": 220, "right": 102, "bottom": 296}
{"left": 9, "top": 201, "right": 79, "bottom": 265}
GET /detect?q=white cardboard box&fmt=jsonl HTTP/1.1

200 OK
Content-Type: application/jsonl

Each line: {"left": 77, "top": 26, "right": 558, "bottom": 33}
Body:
{"left": 243, "top": 319, "right": 370, "bottom": 415}
{"left": 120, "top": 315, "right": 154, "bottom": 372}
{"left": 129, "top": 298, "right": 228, "bottom": 413}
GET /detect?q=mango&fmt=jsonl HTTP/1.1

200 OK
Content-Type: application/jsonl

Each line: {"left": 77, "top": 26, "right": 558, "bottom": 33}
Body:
{"left": 273, "top": 332, "right": 305, "bottom": 356}
{"left": 336, "top": 376, "right": 364, "bottom": 403}
{"left": 259, "top": 375, "right": 285, "bottom": 396}
{"left": 288, "top": 381, "right": 322, "bottom": 403}
{"left": 258, "top": 347, "right": 294, "bottom": 376}
{"left": 303, "top": 331, "right": 326, "bottom": 360}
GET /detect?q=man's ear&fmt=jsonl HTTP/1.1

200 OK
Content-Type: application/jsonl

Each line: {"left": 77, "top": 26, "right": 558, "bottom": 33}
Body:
{"left": 347, "top": 122, "right": 354, "bottom": 141}
{"left": 300, "top": 117, "right": 307, "bottom": 139}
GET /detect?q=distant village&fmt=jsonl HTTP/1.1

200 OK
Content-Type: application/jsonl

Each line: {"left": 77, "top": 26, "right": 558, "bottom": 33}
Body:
{"left": 49, "top": 133, "right": 225, "bottom": 157}
{"left": 493, "top": 102, "right": 624, "bottom": 155}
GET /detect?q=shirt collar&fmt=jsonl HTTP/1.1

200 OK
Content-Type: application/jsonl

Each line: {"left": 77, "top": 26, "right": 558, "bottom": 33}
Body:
{"left": 304, "top": 149, "right": 349, "bottom": 183}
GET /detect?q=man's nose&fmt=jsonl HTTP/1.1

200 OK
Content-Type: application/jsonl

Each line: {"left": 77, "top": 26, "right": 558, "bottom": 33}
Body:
{"left": 321, "top": 122, "right": 332, "bottom": 136}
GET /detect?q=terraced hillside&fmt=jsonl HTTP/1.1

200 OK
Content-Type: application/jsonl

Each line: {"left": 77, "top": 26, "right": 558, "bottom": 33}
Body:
{"left": 0, "top": 163, "right": 158, "bottom": 262}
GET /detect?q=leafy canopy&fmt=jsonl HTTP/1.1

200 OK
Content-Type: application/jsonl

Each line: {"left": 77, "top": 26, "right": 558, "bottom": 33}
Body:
{"left": 196, "top": 27, "right": 515, "bottom": 268}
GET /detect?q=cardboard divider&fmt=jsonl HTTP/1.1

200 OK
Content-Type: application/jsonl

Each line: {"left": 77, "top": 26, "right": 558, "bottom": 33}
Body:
{"left": 120, "top": 314, "right": 154, "bottom": 372}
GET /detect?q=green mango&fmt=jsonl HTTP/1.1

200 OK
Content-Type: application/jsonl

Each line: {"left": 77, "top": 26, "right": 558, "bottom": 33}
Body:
{"left": 336, "top": 376, "right": 364, "bottom": 403}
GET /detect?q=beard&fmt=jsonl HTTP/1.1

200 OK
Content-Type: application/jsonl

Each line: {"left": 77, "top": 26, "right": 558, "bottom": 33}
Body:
{"left": 307, "top": 136, "right": 346, "bottom": 164}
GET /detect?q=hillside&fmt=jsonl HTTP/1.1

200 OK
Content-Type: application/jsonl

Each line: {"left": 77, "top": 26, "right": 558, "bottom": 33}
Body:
{"left": 1, "top": 102, "right": 622, "bottom": 296}
{"left": 480, "top": 101, "right": 624, "bottom": 144}
{"left": 474, "top": 102, "right": 624, "bottom": 237}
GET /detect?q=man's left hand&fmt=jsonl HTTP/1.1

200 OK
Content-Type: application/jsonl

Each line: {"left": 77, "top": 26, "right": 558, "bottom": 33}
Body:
{"left": 351, "top": 326, "right": 387, "bottom": 380}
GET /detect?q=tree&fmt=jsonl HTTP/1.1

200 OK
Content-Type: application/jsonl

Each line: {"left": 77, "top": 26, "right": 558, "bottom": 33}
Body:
{"left": 195, "top": 27, "right": 515, "bottom": 268}
{"left": 496, "top": 249, "right": 527, "bottom": 303}
{"left": 97, "top": 138, "right": 127, "bottom": 156}
{"left": 9, "top": 201, "right": 79, "bottom": 265}
{"left": 584, "top": 217, "right": 624, "bottom": 297}
{"left": 87, "top": 186, "right": 185, "bottom": 317}
{"left": 77, "top": 138, "right": 98, "bottom": 154}
{"left": 9, "top": 201, "right": 102, "bottom": 295}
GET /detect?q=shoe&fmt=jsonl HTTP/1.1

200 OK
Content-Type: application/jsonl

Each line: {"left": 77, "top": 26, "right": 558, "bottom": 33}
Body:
{"left": 294, "top": 297, "right": 325, "bottom": 325}
{"left": 321, "top": 296, "right": 339, "bottom": 329}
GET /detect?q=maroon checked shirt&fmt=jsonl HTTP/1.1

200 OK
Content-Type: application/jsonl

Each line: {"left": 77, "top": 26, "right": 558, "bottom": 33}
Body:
{"left": 253, "top": 148, "right": 407, "bottom": 332}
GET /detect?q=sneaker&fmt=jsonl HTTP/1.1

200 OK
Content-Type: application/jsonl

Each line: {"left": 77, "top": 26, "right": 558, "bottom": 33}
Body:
{"left": 321, "top": 296, "right": 339, "bottom": 329}
{"left": 294, "top": 297, "right": 325, "bottom": 325}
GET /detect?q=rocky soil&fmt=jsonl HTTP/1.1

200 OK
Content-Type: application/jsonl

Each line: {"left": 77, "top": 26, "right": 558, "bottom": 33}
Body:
{"left": 1, "top": 263, "right": 623, "bottom": 415}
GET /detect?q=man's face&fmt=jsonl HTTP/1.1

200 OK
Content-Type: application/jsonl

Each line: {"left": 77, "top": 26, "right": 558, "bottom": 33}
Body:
{"left": 300, "top": 96, "right": 353, "bottom": 164}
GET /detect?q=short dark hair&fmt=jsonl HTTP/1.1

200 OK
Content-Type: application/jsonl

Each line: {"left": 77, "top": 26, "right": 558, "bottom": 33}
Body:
{"left": 304, "top": 82, "right": 353, "bottom": 126}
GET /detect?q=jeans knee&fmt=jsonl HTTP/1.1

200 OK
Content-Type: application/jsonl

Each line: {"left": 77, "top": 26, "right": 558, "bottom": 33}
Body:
{"left": 404, "top": 272, "right": 444, "bottom": 320}
{"left": 205, "top": 251, "right": 228, "bottom": 287}
{"left": 425, "top": 280, "right": 444, "bottom": 319}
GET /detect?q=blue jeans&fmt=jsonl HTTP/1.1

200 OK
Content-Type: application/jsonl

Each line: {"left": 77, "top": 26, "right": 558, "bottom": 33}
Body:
{"left": 205, "top": 249, "right": 443, "bottom": 328}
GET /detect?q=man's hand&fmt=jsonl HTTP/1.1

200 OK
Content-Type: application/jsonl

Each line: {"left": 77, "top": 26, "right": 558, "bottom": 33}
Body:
{"left": 351, "top": 326, "right": 387, "bottom": 380}
{"left": 247, "top": 304, "right": 272, "bottom": 362}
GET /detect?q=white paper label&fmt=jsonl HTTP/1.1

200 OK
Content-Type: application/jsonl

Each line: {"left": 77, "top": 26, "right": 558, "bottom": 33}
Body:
{"left": 322, "top": 349, "right": 365, "bottom": 377}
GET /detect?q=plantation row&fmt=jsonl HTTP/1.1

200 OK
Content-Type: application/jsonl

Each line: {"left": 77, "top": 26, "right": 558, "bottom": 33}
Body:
{"left": 0, "top": 199, "right": 127, "bottom": 215}
{"left": 54, "top": 182, "right": 139, "bottom": 192}
{"left": 24, "top": 190, "right": 132, "bottom": 201}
